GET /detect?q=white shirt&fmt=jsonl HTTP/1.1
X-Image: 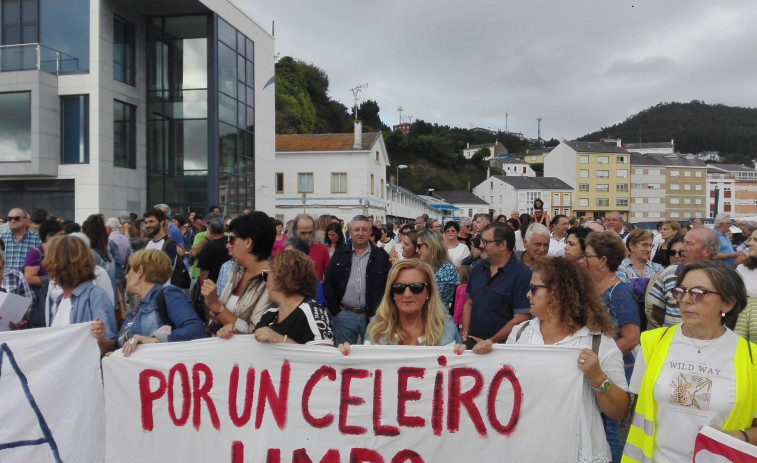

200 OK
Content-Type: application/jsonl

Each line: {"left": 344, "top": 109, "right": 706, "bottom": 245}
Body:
{"left": 447, "top": 242, "right": 471, "bottom": 266}
{"left": 50, "top": 297, "right": 72, "bottom": 327}
{"left": 629, "top": 327, "right": 740, "bottom": 463}
{"left": 736, "top": 265, "right": 757, "bottom": 297}
{"left": 508, "top": 318, "right": 628, "bottom": 463}
{"left": 548, "top": 233, "right": 567, "bottom": 256}
{"left": 145, "top": 238, "right": 165, "bottom": 251}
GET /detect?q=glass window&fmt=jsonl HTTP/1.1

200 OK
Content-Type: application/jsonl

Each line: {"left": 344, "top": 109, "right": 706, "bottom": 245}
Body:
{"left": 0, "top": 91, "right": 31, "bottom": 161}
{"left": 40, "top": 0, "right": 89, "bottom": 72}
{"left": 617, "top": 155, "right": 627, "bottom": 164}
{"left": 616, "top": 198, "right": 628, "bottom": 206}
{"left": 597, "top": 156, "right": 609, "bottom": 164}
{"left": 113, "top": 16, "right": 135, "bottom": 85}
{"left": 218, "top": 43, "right": 237, "bottom": 98}
{"left": 616, "top": 184, "right": 628, "bottom": 192}
{"left": 330, "top": 172, "right": 347, "bottom": 193}
{"left": 217, "top": 17, "right": 236, "bottom": 49}
{"left": 596, "top": 198, "right": 609, "bottom": 207}
{"left": 597, "top": 170, "right": 609, "bottom": 178}
{"left": 114, "top": 100, "right": 136, "bottom": 169}
{"left": 173, "top": 119, "right": 208, "bottom": 171}
{"left": 596, "top": 184, "right": 609, "bottom": 192}
{"left": 671, "top": 184, "right": 680, "bottom": 190}
{"left": 579, "top": 155, "right": 589, "bottom": 164}
{"left": 695, "top": 171, "right": 702, "bottom": 177}
{"left": 634, "top": 168, "right": 643, "bottom": 174}
{"left": 684, "top": 170, "right": 691, "bottom": 177}
{"left": 275, "top": 173, "right": 284, "bottom": 193}
{"left": 579, "top": 198, "right": 589, "bottom": 207}
{"left": 616, "top": 169, "right": 628, "bottom": 178}
{"left": 579, "top": 170, "right": 589, "bottom": 178}
{"left": 670, "top": 170, "right": 680, "bottom": 177}
{"left": 61, "top": 95, "right": 88, "bottom": 164}
{"left": 579, "top": 184, "right": 589, "bottom": 191}
{"left": 670, "top": 198, "right": 680, "bottom": 204}
{"left": 298, "top": 173, "right": 314, "bottom": 193}
{"left": 684, "top": 184, "right": 691, "bottom": 190}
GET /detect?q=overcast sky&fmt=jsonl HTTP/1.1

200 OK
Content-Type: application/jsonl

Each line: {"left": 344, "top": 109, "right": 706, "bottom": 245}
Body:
{"left": 237, "top": 0, "right": 757, "bottom": 141}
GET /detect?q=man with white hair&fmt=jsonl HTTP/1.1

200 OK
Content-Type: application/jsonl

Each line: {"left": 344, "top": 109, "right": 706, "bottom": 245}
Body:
{"left": 517, "top": 223, "right": 550, "bottom": 269}
{"left": 105, "top": 218, "right": 132, "bottom": 267}
{"left": 713, "top": 213, "right": 739, "bottom": 266}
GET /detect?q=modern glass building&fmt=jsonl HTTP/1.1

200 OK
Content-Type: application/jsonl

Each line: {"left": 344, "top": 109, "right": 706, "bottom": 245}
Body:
{"left": 0, "top": 0, "right": 275, "bottom": 221}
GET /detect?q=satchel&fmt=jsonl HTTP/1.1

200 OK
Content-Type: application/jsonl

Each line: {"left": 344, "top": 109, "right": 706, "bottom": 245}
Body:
{"left": 171, "top": 256, "right": 191, "bottom": 289}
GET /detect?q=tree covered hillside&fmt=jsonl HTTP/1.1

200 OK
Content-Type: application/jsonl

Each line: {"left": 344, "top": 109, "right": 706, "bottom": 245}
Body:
{"left": 275, "top": 56, "right": 535, "bottom": 193}
{"left": 580, "top": 101, "right": 757, "bottom": 163}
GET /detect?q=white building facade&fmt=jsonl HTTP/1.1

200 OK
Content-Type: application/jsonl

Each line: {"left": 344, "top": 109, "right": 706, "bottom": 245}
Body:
{"left": 0, "top": 0, "right": 275, "bottom": 221}
{"left": 274, "top": 123, "right": 390, "bottom": 223}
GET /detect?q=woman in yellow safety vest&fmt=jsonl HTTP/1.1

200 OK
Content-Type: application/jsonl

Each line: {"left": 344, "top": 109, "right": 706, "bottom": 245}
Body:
{"left": 623, "top": 261, "right": 756, "bottom": 462}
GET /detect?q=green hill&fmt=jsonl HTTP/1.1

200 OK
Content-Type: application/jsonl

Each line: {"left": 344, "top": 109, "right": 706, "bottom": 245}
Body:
{"left": 579, "top": 101, "right": 757, "bottom": 163}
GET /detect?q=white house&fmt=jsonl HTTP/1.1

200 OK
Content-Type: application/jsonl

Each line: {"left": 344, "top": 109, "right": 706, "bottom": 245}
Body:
{"left": 490, "top": 156, "right": 536, "bottom": 177}
{"left": 623, "top": 139, "right": 675, "bottom": 155}
{"left": 462, "top": 140, "right": 508, "bottom": 160}
{"left": 430, "top": 190, "right": 490, "bottom": 219}
{"left": 0, "top": 0, "right": 275, "bottom": 221}
{"left": 386, "top": 184, "right": 440, "bottom": 223}
{"left": 472, "top": 176, "right": 573, "bottom": 217}
{"left": 274, "top": 121, "right": 389, "bottom": 223}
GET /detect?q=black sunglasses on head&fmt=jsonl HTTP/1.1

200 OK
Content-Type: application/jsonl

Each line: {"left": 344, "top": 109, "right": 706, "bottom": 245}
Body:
{"left": 391, "top": 282, "right": 428, "bottom": 294}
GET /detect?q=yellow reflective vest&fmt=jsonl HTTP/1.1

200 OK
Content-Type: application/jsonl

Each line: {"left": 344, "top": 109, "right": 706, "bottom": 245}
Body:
{"left": 622, "top": 326, "right": 757, "bottom": 463}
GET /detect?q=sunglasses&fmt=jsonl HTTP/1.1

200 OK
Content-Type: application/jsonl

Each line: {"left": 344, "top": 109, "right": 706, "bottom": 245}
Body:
{"left": 260, "top": 269, "right": 270, "bottom": 282}
{"left": 529, "top": 284, "right": 548, "bottom": 293}
{"left": 6, "top": 215, "right": 25, "bottom": 222}
{"left": 668, "top": 250, "right": 683, "bottom": 257}
{"left": 391, "top": 282, "right": 428, "bottom": 294}
{"left": 671, "top": 286, "right": 721, "bottom": 302}
{"left": 480, "top": 238, "right": 501, "bottom": 247}
{"left": 227, "top": 235, "right": 239, "bottom": 245}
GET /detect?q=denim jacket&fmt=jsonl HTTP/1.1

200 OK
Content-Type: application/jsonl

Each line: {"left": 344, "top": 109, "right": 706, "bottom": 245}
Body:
{"left": 118, "top": 284, "right": 206, "bottom": 347}
{"left": 52, "top": 280, "right": 117, "bottom": 339}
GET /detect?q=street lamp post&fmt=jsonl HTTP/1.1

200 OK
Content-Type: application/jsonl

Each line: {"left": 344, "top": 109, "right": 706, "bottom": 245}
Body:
{"left": 396, "top": 164, "right": 407, "bottom": 187}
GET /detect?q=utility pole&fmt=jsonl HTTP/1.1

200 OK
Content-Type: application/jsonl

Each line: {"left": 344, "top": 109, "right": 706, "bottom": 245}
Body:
{"left": 349, "top": 83, "right": 368, "bottom": 120}
{"left": 505, "top": 112, "right": 508, "bottom": 133}
{"left": 397, "top": 106, "right": 404, "bottom": 124}
{"left": 536, "top": 117, "right": 542, "bottom": 141}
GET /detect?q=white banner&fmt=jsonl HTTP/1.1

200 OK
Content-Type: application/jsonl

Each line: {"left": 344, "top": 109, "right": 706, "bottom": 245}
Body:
{"left": 103, "top": 338, "right": 586, "bottom": 463}
{"left": 0, "top": 324, "right": 105, "bottom": 463}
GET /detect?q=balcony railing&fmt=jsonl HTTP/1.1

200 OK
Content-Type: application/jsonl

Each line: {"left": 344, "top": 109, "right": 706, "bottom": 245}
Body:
{"left": 0, "top": 43, "right": 79, "bottom": 75}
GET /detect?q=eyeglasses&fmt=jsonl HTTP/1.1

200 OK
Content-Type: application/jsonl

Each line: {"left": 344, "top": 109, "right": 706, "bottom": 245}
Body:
{"left": 671, "top": 286, "right": 721, "bottom": 302}
{"left": 6, "top": 216, "right": 25, "bottom": 222}
{"left": 391, "top": 282, "right": 428, "bottom": 294}
{"left": 227, "top": 235, "right": 238, "bottom": 245}
{"left": 668, "top": 250, "right": 683, "bottom": 257}
{"left": 260, "top": 270, "right": 270, "bottom": 282}
{"left": 583, "top": 253, "right": 600, "bottom": 260}
{"left": 529, "top": 284, "right": 548, "bottom": 293}
{"left": 480, "top": 238, "right": 501, "bottom": 247}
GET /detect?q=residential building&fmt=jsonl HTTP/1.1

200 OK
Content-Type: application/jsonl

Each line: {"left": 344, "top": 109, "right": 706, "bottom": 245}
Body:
{"left": 544, "top": 140, "right": 631, "bottom": 218}
{"left": 472, "top": 176, "right": 572, "bottom": 217}
{"left": 429, "top": 190, "right": 489, "bottom": 219}
{"left": 0, "top": 0, "right": 275, "bottom": 221}
{"left": 462, "top": 140, "right": 507, "bottom": 160}
{"left": 274, "top": 121, "right": 389, "bottom": 223}
{"left": 386, "top": 184, "right": 440, "bottom": 223}
{"left": 623, "top": 139, "right": 675, "bottom": 155}
{"left": 629, "top": 153, "right": 707, "bottom": 222}
{"left": 489, "top": 156, "right": 537, "bottom": 177}
{"left": 707, "top": 164, "right": 757, "bottom": 217}
{"left": 392, "top": 122, "right": 411, "bottom": 134}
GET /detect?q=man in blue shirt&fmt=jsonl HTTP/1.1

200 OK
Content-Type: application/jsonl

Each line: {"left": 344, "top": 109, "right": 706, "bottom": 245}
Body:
{"left": 462, "top": 223, "right": 531, "bottom": 347}
{"left": 712, "top": 213, "right": 739, "bottom": 266}
{"left": 0, "top": 208, "right": 41, "bottom": 271}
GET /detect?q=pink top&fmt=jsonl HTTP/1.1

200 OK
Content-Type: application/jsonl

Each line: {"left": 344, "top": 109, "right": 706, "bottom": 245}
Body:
{"left": 453, "top": 284, "right": 467, "bottom": 325}
{"left": 271, "top": 234, "right": 287, "bottom": 257}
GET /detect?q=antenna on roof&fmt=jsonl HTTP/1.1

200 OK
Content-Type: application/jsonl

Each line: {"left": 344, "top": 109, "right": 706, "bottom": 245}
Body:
{"left": 349, "top": 83, "right": 368, "bottom": 120}
{"left": 505, "top": 112, "right": 508, "bottom": 132}
{"left": 536, "top": 117, "right": 543, "bottom": 141}
{"left": 397, "top": 106, "right": 404, "bottom": 124}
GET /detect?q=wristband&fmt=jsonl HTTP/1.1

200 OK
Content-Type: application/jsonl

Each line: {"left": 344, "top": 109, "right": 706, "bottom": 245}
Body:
{"left": 282, "top": 334, "right": 288, "bottom": 344}
{"left": 741, "top": 430, "right": 750, "bottom": 443}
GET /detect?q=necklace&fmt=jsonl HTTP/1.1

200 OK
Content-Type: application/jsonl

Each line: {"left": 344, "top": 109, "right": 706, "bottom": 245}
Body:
{"left": 682, "top": 325, "right": 722, "bottom": 353}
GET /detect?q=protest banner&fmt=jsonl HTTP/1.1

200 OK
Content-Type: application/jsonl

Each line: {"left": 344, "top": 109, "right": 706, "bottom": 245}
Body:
{"left": 0, "top": 324, "right": 105, "bottom": 463}
{"left": 103, "top": 337, "right": 586, "bottom": 462}
{"left": 694, "top": 425, "right": 757, "bottom": 462}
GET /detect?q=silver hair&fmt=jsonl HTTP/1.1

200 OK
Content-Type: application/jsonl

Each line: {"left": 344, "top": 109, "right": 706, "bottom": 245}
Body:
{"left": 713, "top": 213, "right": 731, "bottom": 226}
{"left": 525, "top": 223, "right": 550, "bottom": 241}
{"left": 349, "top": 215, "right": 371, "bottom": 229}
{"left": 153, "top": 203, "right": 171, "bottom": 217}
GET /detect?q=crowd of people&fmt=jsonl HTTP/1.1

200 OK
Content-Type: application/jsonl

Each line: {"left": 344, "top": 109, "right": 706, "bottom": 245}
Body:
{"left": 1, "top": 202, "right": 756, "bottom": 462}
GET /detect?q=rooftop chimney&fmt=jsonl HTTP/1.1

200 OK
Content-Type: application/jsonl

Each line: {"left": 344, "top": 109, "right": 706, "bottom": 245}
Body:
{"left": 353, "top": 120, "right": 362, "bottom": 150}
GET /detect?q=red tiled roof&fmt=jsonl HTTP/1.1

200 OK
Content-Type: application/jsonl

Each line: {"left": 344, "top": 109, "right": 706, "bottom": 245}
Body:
{"left": 276, "top": 133, "right": 380, "bottom": 152}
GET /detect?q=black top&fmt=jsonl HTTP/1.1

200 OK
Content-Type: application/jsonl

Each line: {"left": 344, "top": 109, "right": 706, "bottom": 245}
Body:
{"left": 197, "top": 236, "right": 231, "bottom": 283}
{"left": 255, "top": 299, "right": 334, "bottom": 345}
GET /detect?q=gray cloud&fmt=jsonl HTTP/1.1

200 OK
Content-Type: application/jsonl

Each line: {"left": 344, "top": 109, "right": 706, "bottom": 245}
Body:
{"left": 240, "top": 0, "right": 757, "bottom": 140}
